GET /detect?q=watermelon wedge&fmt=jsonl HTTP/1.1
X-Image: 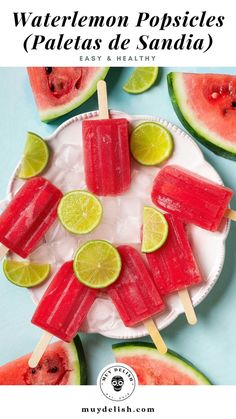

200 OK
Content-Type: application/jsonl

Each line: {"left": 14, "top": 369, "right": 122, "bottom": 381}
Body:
{"left": 113, "top": 342, "right": 212, "bottom": 385}
{"left": 0, "top": 335, "right": 86, "bottom": 385}
{"left": 168, "top": 72, "right": 236, "bottom": 160}
{"left": 28, "top": 67, "right": 109, "bottom": 122}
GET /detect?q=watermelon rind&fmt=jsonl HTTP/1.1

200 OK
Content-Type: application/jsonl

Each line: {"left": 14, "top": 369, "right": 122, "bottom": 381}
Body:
{"left": 40, "top": 67, "right": 109, "bottom": 122}
{"left": 112, "top": 342, "right": 212, "bottom": 385}
{"left": 70, "top": 335, "right": 87, "bottom": 385}
{"left": 0, "top": 334, "right": 87, "bottom": 385}
{"left": 167, "top": 72, "right": 236, "bottom": 161}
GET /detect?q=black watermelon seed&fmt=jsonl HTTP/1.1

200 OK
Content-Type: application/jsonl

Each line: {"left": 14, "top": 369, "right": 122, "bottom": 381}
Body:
{"left": 50, "top": 83, "right": 55, "bottom": 92}
{"left": 49, "top": 366, "right": 58, "bottom": 373}
{"left": 75, "top": 79, "right": 81, "bottom": 89}
{"left": 45, "top": 67, "right": 53, "bottom": 75}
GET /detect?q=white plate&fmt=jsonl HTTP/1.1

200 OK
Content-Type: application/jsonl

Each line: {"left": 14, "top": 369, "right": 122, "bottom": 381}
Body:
{"left": 4, "top": 111, "right": 229, "bottom": 339}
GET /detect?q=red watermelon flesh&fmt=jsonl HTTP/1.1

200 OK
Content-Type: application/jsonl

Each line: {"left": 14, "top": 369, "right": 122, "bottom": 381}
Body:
{"left": 0, "top": 336, "right": 86, "bottom": 385}
{"left": 179, "top": 73, "right": 236, "bottom": 141}
{"left": 44, "top": 67, "right": 82, "bottom": 100}
{"left": 27, "top": 67, "right": 109, "bottom": 122}
{"left": 113, "top": 342, "right": 211, "bottom": 385}
{"left": 117, "top": 355, "right": 197, "bottom": 385}
{"left": 168, "top": 72, "right": 236, "bottom": 160}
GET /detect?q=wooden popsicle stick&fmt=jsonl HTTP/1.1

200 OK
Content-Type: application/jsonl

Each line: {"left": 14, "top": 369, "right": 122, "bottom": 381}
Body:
{"left": 97, "top": 80, "right": 109, "bottom": 119}
{"left": 178, "top": 288, "right": 197, "bottom": 325}
{"left": 28, "top": 332, "right": 53, "bottom": 368}
{"left": 225, "top": 208, "right": 236, "bottom": 221}
{"left": 0, "top": 243, "right": 8, "bottom": 260}
{"left": 143, "top": 318, "right": 167, "bottom": 355}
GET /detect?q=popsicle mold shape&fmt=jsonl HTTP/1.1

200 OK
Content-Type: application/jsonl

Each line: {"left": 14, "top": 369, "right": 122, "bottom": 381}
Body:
{"left": 107, "top": 245, "right": 165, "bottom": 327}
{"left": 82, "top": 80, "right": 131, "bottom": 196}
{"left": 82, "top": 118, "right": 131, "bottom": 196}
{"left": 151, "top": 165, "right": 233, "bottom": 231}
{"left": 0, "top": 177, "right": 62, "bottom": 258}
{"left": 146, "top": 214, "right": 203, "bottom": 296}
{"left": 32, "top": 261, "right": 97, "bottom": 342}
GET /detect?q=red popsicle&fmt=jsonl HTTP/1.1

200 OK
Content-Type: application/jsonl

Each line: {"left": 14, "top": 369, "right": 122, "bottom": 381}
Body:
{"left": 82, "top": 81, "right": 131, "bottom": 196}
{"left": 0, "top": 177, "right": 62, "bottom": 259}
{"left": 151, "top": 165, "right": 235, "bottom": 231}
{"left": 29, "top": 261, "right": 97, "bottom": 368}
{"left": 107, "top": 245, "right": 167, "bottom": 354}
{"left": 146, "top": 214, "right": 202, "bottom": 324}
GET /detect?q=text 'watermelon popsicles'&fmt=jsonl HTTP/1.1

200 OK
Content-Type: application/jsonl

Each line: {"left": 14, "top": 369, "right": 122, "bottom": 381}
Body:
{"left": 151, "top": 165, "right": 234, "bottom": 231}
{"left": 107, "top": 245, "right": 167, "bottom": 354}
{"left": 29, "top": 261, "right": 97, "bottom": 368}
{"left": 146, "top": 214, "right": 202, "bottom": 324}
{"left": 82, "top": 80, "right": 131, "bottom": 196}
{"left": 0, "top": 177, "right": 62, "bottom": 259}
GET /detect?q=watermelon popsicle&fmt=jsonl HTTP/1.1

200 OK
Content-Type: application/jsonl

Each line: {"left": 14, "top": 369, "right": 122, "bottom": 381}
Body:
{"left": 107, "top": 245, "right": 167, "bottom": 354}
{"left": 82, "top": 80, "right": 131, "bottom": 196}
{"left": 151, "top": 165, "right": 235, "bottom": 232}
{"left": 0, "top": 177, "right": 62, "bottom": 260}
{"left": 146, "top": 214, "right": 202, "bottom": 325}
{"left": 29, "top": 261, "right": 97, "bottom": 368}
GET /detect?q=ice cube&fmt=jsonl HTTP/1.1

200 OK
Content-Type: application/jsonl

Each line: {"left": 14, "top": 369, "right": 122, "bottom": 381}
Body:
{"left": 30, "top": 243, "right": 56, "bottom": 264}
{"left": 45, "top": 220, "right": 69, "bottom": 243}
{"left": 100, "top": 197, "right": 121, "bottom": 224}
{"left": 87, "top": 221, "right": 115, "bottom": 242}
{"left": 116, "top": 217, "right": 141, "bottom": 244}
{"left": 60, "top": 170, "right": 86, "bottom": 193}
{"left": 54, "top": 144, "right": 83, "bottom": 171}
{"left": 52, "top": 236, "right": 78, "bottom": 263}
{"left": 46, "top": 170, "right": 67, "bottom": 190}
{"left": 117, "top": 198, "right": 141, "bottom": 220}
{"left": 131, "top": 172, "right": 153, "bottom": 199}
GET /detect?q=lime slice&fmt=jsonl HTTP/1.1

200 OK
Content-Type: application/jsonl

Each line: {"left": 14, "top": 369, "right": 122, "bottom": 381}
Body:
{"left": 142, "top": 206, "right": 168, "bottom": 253}
{"left": 3, "top": 259, "right": 50, "bottom": 288}
{"left": 123, "top": 67, "right": 159, "bottom": 94}
{"left": 130, "top": 122, "right": 174, "bottom": 166}
{"left": 73, "top": 240, "right": 121, "bottom": 288}
{"left": 17, "top": 132, "right": 49, "bottom": 179}
{"left": 58, "top": 191, "right": 102, "bottom": 235}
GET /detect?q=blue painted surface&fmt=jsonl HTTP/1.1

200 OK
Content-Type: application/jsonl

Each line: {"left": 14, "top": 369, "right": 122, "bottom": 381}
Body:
{"left": 0, "top": 67, "right": 235, "bottom": 384}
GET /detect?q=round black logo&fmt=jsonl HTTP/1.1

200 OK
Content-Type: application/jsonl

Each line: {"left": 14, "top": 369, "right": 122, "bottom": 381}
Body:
{"left": 97, "top": 363, "right": 137, "bottom": 401}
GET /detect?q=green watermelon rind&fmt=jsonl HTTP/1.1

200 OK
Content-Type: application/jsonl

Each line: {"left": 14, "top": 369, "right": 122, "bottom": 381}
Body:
{"left": 112, "top": 342, "right": 212, "bottom": 385}
{"left": 40, "top": 67, "right": 110, "bottom": 123}
{"left": 167, "top": 72, "right": 236, "bottom": 161}
{"left": 70, "top": 335, "right": 87, "bottom": 385}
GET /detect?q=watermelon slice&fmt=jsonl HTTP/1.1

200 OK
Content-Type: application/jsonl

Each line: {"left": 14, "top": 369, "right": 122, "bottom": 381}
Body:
{"left": 168, "top": 72, "right": 236, "bottom": 160}
{"left": 0, "top": 335, "right": 86, "bottom": 385}
{"left": 113, "top": 342, "right": 211, "bottom": 385}
{"left": 27, "top": 67, "right": 109, "bottom": 122}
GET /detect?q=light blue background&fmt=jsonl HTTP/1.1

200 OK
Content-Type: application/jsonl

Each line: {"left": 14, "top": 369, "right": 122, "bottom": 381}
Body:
{"left": 0, "top": 67, "right": 235, "bottom": 384}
